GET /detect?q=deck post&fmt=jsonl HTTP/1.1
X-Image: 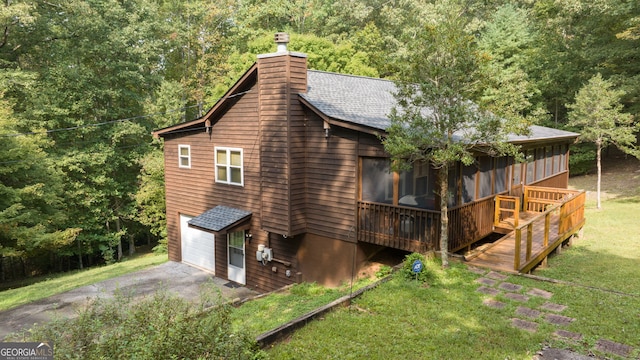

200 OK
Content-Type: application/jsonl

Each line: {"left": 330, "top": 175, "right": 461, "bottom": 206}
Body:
{"left": 541, "top": 256, "right": 548, "bottom": 268}
{"left": 514, "top": 197, "right": 520, "bottom": 228}
{"left": 526, "top": 223, "right": 533, "bottom": 261}
{"left": 544, "top": 213, "right": 550, "bottom": 247}
{"left": 514, "top": 228, "right": 521, "bottom": 271}
{"left": 494, "top": 197, "right": 500, "bottom": 227}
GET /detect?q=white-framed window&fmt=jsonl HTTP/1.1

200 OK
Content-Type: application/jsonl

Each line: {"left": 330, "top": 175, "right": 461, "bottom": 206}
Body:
{"left": 215, "top": 147, "right": 243, "bottom": 186}
{"left": 178, "top": 145, "right": 191, "bottom": 168}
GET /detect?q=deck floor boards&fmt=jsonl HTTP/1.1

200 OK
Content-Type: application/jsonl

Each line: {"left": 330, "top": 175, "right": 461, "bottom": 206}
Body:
{"left": 467, "top": 211, "right": 562, "bottom": 273}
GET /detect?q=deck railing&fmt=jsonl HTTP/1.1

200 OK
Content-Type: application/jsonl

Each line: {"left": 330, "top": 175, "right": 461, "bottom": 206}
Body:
{"left": 356, "top": 186, "right": 585, "bottom": 261}
{"left": 512, "top": 186, "right": 586, "bottom": 272}
{"left": 524, "top": 186, "right": 581, "bottom": 212}
{"left": 513, "top": 204, "right": 558, "bottom": 271}
{"left": 448, "top": 197, "right": 495, "bottom": 251}
{"left": 494, "top": 195, "right": 520, "bottom": 228}
{"left": 357, "top": 201, "right": 439, "bottom": 253}
{"left": 558, "top": 191, "right": 586, "bottom": 235}
{"left": 357, "top": 197, "right": 496, "bottom": 253}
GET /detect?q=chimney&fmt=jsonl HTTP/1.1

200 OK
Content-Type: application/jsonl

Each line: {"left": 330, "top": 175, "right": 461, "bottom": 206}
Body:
{"left": 274, "top": 32, "right": 289, "bottom": 53}
{"left": 256, "top": 33, "right": 307, "bottom": 237}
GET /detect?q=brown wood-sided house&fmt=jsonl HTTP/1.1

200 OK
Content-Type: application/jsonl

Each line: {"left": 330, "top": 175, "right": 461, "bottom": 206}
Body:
{"left": 153, "top": 34, "right": 583, "bottom": 292}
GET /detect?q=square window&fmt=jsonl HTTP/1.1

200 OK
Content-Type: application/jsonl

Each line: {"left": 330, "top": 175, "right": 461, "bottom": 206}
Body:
{"left": 215, "top": 147, "right": 243, "bottom": 186}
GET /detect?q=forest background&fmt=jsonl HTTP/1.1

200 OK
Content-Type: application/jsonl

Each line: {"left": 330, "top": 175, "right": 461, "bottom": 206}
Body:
{"left": 1, "top": 0, "right": 638, "bottom": 281}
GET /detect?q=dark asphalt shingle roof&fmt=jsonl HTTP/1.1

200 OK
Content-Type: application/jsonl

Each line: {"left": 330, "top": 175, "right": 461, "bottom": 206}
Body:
{"left": 188, "top": 206, "right": 252, "bottom": 232}
{"left": 301, "top": 70, "right": 396, "bottom": 130}
{"left": 301, "top": 70, "right": 578, "bottom": 142}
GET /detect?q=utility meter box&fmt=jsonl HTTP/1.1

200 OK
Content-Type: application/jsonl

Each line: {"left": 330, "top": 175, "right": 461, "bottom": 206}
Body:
{"left": 262, "top": 248, "right": 273, "bottom": 261}
{"left": 256, "top": 245, "right": 272, "bottom": 262}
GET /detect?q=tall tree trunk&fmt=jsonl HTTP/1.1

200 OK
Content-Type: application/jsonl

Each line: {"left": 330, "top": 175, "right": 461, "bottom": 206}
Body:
{"left": 128, "top": 234, "right": 135, "bottom": 256}
{"left": 20, "top": 257, "right": 26, "bottom": 277}
{"left": 596, "top": 139, "right": 602, "bottom": 210}
{"left": 77, "top": 237, "right": 83, "bottom": 270}
{"left": 116, "top": 218, "right": 123, "bottom": 261}
{"left": 439, "top": 166, "right": 449, "bottom": 268}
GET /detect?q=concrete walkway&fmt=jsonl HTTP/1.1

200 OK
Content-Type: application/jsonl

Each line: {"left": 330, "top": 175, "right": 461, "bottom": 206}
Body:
{"left": 0, "top": 261, "right": 257, "bottom": 340}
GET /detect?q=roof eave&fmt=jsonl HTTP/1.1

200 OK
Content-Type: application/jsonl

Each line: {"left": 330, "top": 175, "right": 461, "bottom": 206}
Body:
{"left": 509, "top": 134, "right": 580, "bottom": 146}
{"left": 188, "top": 215, "right": 252, "bottom": 235}
{"left": 152, "top": 63, "right": 258, "bottom": 138}
{"left": 298, "top": 95, "right": 387, "bottom": 137}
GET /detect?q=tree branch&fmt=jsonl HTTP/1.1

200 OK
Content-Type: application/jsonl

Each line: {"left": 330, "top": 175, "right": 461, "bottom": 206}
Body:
{"left": 0, "top": 25, "right": 7, "bottom": 48}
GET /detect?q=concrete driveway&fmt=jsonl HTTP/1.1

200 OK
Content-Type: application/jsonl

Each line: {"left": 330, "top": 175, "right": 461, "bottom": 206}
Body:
{"left": 0, "top": 261, "right": 257, "bottom": 340}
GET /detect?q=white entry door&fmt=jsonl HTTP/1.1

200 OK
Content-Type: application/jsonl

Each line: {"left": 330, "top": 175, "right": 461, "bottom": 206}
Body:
{"left": 227, "top": 231, "right": 246, "bottom": 284}
{"left": 180, "top": 214, "right": 215, "bottom": 273}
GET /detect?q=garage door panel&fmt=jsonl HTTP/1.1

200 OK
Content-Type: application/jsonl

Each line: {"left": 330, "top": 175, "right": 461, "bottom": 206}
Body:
{"left": 180, "top": 214, "right": 215, "bottom": 272}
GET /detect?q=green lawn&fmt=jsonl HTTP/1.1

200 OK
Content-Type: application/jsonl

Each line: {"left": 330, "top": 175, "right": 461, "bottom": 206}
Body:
{"left": 535, "top": 199, "right": 640, "bottom": 296}
{"left": 231, "top": 281, "right": 372, "bottom": 337}
{"left": 0, "top": 253, "right": 167, "bottom": 311}
{"left": 267, "top": 257, "right": 639, "bottom": 360}
{"left": 264, "top": 160, "right": 640, "bottom": 359}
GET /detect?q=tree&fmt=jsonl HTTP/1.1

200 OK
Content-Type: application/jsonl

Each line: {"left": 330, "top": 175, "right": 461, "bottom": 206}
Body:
{"left": 218, "top": 32, "right": 380, "bottom": 99}
{"left": 10, "top": 0, "right": 170, "bottom": 265}
{"left": 478, "top": 4, "right": 548, "bottom": 125}
{"left": 135, "top": 149, "right": 167, "bottom": 252}
{"left": 0, "top": 89, "right": 80, "bottom": 276}
{"left": 567, "top": 73, "right": 638, "bottom": 209}
{"left": 383, "top": 1, "right": 527, "bottom": 268}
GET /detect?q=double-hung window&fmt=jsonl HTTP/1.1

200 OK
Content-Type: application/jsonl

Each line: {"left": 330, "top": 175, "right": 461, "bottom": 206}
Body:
{"left": 178, "top": 145, "right": 191, "bottom": 168}
{"left": 215, "top": 147, "right": 243, "bottom": 186}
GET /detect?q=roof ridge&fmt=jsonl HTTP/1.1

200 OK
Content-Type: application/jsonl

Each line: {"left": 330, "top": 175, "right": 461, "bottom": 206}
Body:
{"left": 306, "top": 69, "right": 395, "bottom": 84}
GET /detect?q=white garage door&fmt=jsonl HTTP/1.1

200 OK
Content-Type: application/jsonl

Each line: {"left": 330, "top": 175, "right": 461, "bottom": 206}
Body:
{"left": 180, "top": 214, "right": 215, "bottom": 273}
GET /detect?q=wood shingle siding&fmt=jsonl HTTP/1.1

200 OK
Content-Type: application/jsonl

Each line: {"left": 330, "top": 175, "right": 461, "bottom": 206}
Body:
{"left": 257, "top": 53, "right": 308, "bottom": 237}
{"left": 303, "top": 117, "right": 358, "bottom": 243}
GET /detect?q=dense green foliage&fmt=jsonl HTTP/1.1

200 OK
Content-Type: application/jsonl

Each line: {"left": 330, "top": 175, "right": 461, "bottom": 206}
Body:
{"left": 18, "top": 286, "right": 262, "bottom": 359}
{"left": 1, "top": 0, "right": 638, "bottom": 278}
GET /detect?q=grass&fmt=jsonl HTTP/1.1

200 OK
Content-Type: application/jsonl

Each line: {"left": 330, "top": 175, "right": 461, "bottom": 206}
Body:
{"left": 265, "top": 156, "right": 640, "bottom": 359}
{"left": 267, "top": 261, "right": 640, "bottom": 359}
{"left": 0, "top": 252, "right": 167, "bottom": 311}
{"left": 231, "top": 279, "right": 375, "bottom": 337}
{"left": 268, "top": 262, "right": 550, "bottom": 359}
{"left": 534, "top": 157, "right": 640, "bottom": 295}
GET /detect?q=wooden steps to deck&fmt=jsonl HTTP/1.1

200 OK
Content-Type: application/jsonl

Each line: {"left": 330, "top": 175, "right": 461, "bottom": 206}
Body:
{"left": 467, "top": 211, "right": 584, "bottom": 273}
{"left": 468, "top": 188, "right": 586, "bottom": 273}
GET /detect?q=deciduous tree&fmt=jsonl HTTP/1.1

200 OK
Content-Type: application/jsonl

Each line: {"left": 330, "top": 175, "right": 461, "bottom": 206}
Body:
{"left": 383, "top": 1, "right": 527, "bottom": 268}
{"left": 567, "top": 74, "right": 638, "bottom": 209}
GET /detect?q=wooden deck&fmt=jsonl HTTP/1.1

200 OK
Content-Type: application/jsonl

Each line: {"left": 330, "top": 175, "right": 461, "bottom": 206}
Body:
{"left": 467, "top": 187, "right": 586, "bottom": 273}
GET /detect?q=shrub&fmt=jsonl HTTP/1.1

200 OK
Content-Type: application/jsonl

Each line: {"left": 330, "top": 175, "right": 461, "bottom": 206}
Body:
{"left": 375, "top": 265, "right": 393, "bottom": 278}
{"left": 398, "top": 252, "right": 434, "bottom": 283}
{"left": 20, "top": 285, "right": 264, "bottom": 360}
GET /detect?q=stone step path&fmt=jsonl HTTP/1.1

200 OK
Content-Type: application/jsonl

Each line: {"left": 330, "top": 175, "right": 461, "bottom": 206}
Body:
{"left": 468, "top": 267, "right": 636, "bottom": 359}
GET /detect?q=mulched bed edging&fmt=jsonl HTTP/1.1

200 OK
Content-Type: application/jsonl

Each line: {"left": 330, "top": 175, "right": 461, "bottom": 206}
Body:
{"left": 255, "top": 275, "right": 394, "bottom": 348}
